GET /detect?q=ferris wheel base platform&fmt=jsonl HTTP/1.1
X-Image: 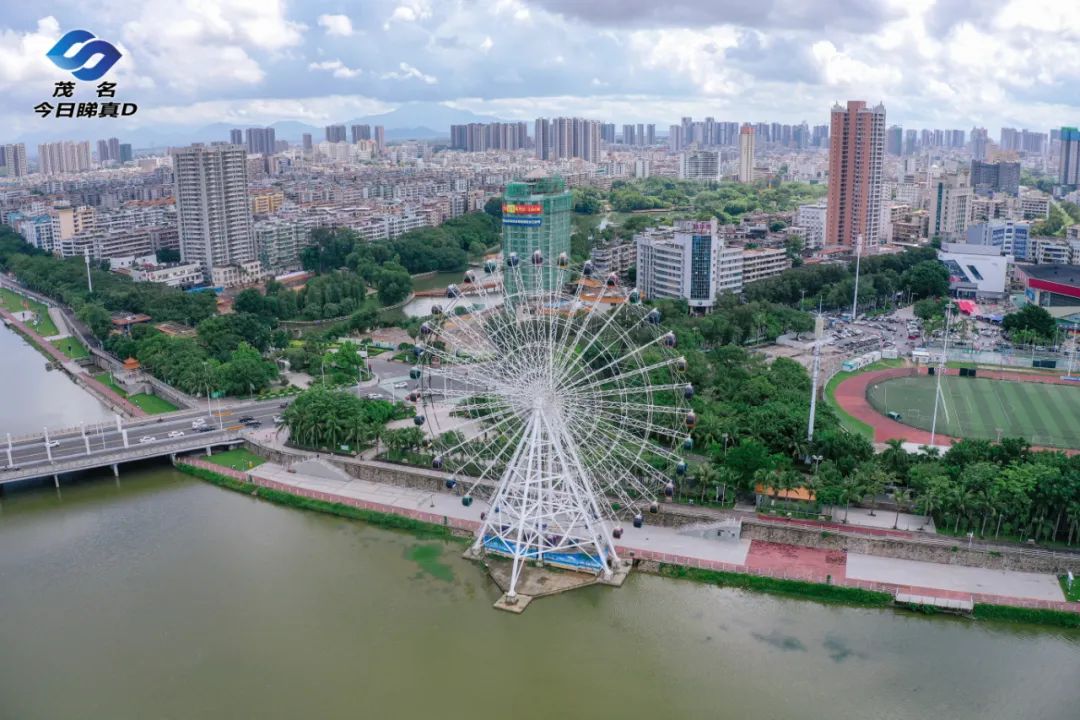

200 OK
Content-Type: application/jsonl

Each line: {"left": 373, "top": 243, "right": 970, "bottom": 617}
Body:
{"left": 475, "top": 551, "right": 632, "bottom": 613}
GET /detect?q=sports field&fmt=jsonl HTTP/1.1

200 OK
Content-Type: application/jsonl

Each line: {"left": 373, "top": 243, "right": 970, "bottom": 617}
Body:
{"left": 866, "top": 375, "right": 1080, "bottom": 449}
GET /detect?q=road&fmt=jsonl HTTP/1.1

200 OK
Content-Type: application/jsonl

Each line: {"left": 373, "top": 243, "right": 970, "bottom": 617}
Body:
{"left": 1, "top": 397, "right": 289, "bottom": 473}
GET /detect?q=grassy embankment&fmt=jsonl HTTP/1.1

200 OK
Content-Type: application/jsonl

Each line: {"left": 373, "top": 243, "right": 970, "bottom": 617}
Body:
{"left": 823, "top": 358, "right": 906, "bottom": 438}
{"left": 0, "top": 287, "right": 59, "bottom": 336}
{"left": 93, "top": 372, "right": 179, "bottom": 414}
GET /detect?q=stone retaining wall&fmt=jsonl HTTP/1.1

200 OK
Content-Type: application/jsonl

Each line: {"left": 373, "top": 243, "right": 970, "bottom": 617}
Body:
{"left": 743, "top": 520, "right": 1080, "bottom": 575}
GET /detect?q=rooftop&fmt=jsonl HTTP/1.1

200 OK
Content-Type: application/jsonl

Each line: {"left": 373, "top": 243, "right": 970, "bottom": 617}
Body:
{"left": 1019, "top": 263, "right": 1080, "bottom": 287}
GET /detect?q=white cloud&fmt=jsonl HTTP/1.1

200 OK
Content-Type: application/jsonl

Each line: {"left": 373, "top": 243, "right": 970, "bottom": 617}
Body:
{"left": 0, "top": 16, "right": 65, "bottom": 89}
{"left": 309, "top": 59, "right": 362, "bottom": 79}
{"left": 383, "top": 1, "right": 433, "bottom": 30}
{"left": 381, "top": 62, "right": 437, "bottom": 84}
{"left": 318, "top": 14, "right": 354, "bottom": 37}
{"left": 480, "top": 36, "right": 493, "bottom": 53}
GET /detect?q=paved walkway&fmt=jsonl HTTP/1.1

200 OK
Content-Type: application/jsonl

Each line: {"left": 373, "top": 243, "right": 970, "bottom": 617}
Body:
{"left": 203, "top": 460, "right": 1079, "bottom": 613}
{"left": 847, "top": 553, "right": 1064, "bottom": 601}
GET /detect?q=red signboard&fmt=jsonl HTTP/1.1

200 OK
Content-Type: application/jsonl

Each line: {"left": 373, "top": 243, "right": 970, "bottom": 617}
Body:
{"left": 503, "top": 202, "right": 543, "bottom": 215}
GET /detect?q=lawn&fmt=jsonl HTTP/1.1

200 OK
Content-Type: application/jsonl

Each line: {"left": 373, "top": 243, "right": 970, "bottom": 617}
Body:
{"left": 1061, "top": 576, "right": 1080, "bottom": 603}
{"left": 823, "top": 359, "right": 905, "bottom": 439}
{"left": 50, "top": 337, "right": 89, "bottom": 359}
{"left": 94, "top": 372, "right": 129, "bottom": 396}
{"left": 866, "top": 375, "right": 1080, "bottom": 449}
{"left": 204, "top": 447, "right": 265, "bottom": 471}
{"left": 0, "top": 288, "right": 59, "bottom": 336}
{"left": 128, "top": 393, "right": 179, "bottom": 414}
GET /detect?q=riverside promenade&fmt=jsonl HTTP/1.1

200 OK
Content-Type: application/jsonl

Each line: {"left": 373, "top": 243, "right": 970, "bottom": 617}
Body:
{"left": 180, "top": 457, "right": 1078, "bottom": 614}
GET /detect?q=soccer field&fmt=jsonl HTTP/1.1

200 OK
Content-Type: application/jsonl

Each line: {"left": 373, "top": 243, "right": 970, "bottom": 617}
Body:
{"left": 866, "top": 375, "right": 1080, "bottom": 449}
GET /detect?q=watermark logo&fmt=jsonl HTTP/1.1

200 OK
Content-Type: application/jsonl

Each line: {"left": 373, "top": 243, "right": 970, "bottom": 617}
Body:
{"left": 46, "top": 29, "right": 122, "bottom": 81}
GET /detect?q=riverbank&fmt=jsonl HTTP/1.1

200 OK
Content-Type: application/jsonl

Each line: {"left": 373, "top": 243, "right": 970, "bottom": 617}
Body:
{"left": 173, "top": 456, "right": 1080, "bottom": 627}
{"left": 0, "top": 308, "right": 144, "bottom": 418}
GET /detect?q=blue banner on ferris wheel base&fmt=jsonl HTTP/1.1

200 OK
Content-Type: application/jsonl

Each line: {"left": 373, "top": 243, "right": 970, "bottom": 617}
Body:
{"left": 482, "top": 536, "right": 604, "bottom": 571}
{"left": 502, "top": 217, "right": 543, "bottom": 227}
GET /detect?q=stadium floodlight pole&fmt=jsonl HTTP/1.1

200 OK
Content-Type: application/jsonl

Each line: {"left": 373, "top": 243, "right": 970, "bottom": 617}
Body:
{"left": 84, "top": 248, "right": 93, "bottom": 293}
{"left": 929, "top": 302, "right": 954, "bottom": 447}
{"left": 807, "top": 305, "right": 823, "bottom": 446}
{"left": 851, "top": 234, "right": 863, "bottom": 321}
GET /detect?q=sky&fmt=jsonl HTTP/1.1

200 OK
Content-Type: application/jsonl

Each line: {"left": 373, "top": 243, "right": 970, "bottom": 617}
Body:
{"left": 2, "top": 0, "right": 1080, "bottom": 141}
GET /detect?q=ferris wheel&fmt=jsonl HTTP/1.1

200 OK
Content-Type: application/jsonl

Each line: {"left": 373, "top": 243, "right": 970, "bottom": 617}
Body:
{"left": 406, "top": 251, "right": 694, "bottom": 599}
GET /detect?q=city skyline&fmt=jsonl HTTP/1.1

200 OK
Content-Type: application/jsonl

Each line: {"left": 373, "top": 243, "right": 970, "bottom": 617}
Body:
{"left": 2, "top": 1, "right": 1080, "bottom": 144}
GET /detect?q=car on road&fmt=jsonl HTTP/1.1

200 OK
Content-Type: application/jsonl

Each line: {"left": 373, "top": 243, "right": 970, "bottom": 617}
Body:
{"left": 278, "top": 402, "right": 290, "bottom": 408}
{"left": 44, "top": 440, "right": 59, "bottom": 448}
{"left": 167, "top": 430, "right": 185, "bottom": 438}
{"left": 2, "top": 465, "right": 21, "bottom": 472}
{"left": 139, "top": 436, "right": 156, "bottom": 444}
{"left": 393, "top": 381, "right": 408, "bottom": 389}
{"left": 238, "top": 416, "right": 256, "bottom": 424}
{"left": 192, "top": 419, "right": 207, "bottom": 429}
{"left": 246, "top": 421, "right": 263, "bottom": 429}
{"left": 366, "top": 393, "right": 382, "bottom": 399}
{"left": 195, "top": 426, "right": 213, "bottom": 433}
{"left": 272, "top": 415, "right": 283, "bottom": 423}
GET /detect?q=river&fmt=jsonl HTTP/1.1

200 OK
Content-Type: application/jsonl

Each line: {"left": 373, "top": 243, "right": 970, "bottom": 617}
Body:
{"left": 1, "top": 310, "right": 1079, "bottom": 720}
{"left": 0, "top": 322, "right": 112, "bottom": 435}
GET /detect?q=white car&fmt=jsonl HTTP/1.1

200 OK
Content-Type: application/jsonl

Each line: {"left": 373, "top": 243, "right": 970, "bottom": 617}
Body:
{"left": 273, "top": 415, "right": 284, "bottom": 423}
{"left": 192, "top": 418, "right": 207, "bottom": 429}
{"left": 393, "top": 381, "right": 408, "bottom": 389}
{"left": 167, "top": 430, "right": 185, "bottom": 438}
{"left": 139, "top": 436, "right": 156, "bottom": 444}
{"left": 366, "top": 393, "right": 382, "bottom": 400}
{"left": 44, "top": 440, "right": 59, "bottom": 448}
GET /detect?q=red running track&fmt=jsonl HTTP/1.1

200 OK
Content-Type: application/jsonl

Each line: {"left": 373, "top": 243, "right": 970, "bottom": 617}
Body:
{"left": 834, "top": 366, "right": 1080, "bottom": 446}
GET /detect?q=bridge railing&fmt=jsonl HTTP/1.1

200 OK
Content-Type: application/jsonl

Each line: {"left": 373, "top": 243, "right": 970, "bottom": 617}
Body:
{"left": 0, "top": 431, "right": 241, "bottom": 483}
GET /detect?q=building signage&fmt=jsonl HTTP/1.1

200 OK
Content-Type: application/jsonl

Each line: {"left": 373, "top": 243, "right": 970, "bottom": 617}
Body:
{"left": 502, "top": 202, "right": 543, "bottom": 215}
{"left": 502, "top": 216, "right": 542, "bottom": 227}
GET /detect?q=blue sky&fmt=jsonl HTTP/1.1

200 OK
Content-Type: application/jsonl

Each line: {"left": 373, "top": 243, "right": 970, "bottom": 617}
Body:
{"left": 2, "top": 0, "right": 1079, "bottom": 140}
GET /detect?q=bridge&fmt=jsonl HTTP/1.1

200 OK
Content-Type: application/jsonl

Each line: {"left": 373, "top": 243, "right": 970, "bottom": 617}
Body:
{"left": 0, "top": 398, "right": 288, "bottom": 487}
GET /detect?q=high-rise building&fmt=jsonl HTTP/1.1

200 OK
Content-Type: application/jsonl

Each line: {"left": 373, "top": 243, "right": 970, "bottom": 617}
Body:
{"left": 970, "top": 160, "right": 1020, "bottom": 195}
{"left": 0, "top": 143, "right": 28, "bottom": 177}
{"left": 886, "top": 125, "right": 902, "bottom": 156}
{"left": 635, "top": 123, "right": 645, "bottom": 146}
{"left": 1059, "top": 127, "right": 1080, "bottom": 188}
{"left": 107, "top": 138, "right": 120, "bottom": 162}
{"left": 351, "top": 124, "right": 371, "bottom": 143}
{"left": 928, "top": 169, "right": 972, "bottom": 242}
{"left": 738, "top": 124, "right": 754, "bottom": 183}
{"left": 1000, "top": 127, "right": 1019, "bottom": 152}
{"left": 622, "top": 124, "right": 635, "bottom": 146}
{"left": 678, "top": 150, "right": 719, "bottom": 181}
{"left": 302, "top": 133, "right": 313, "bottom": 152}
{"left": 325, "top": 125, "right": 347, "bottom": 143}
{"left": 971, "top": 127, "right": 989, "bottom": 161}
{"left": 533, "top": 118, "right": 600, "bottom": 162}
{"left": 796, "top": 201, "right": 828, "bottom": 250}
{"left": 825, "top": 100, "right": 886, "bottom": 247}
{"left": 668, "top": 125, "right": 684, "bottom": 152}
{"left": 230, "top": 129, "right": 243, "bottom": 145}
{"left": 636, "top": 219, "right": 723, "bottom": 313}
{"left": 172, "top": 144, "right": 255, "bottom": 283}
{"left": 600, "top": 123, "right": 616, "bottom": 144}
{"left": 37, "top": 141, "right": 92, "bottom": 175}
{"left": 374, "top": 126, "right": 385, "bottom": 151}
{"left": 903, "top": 129, "right": 917, "bottom": 155}
{"left": 501, "top": 176, "right": 572, "bottom": 295}
{"left": 646, "top": 124, "right": 656, "bottom": 145}
{"left": 534, "top": 118, "right": 551, "bottom": 160}
{"left": 245, "top": 127, "right": 276, "bottom": 156}
{"left": 96, "top": 139, "right": 110, "bottom": 163}
{"left": 118, "top": 143, "right": 133, "bottom": 163}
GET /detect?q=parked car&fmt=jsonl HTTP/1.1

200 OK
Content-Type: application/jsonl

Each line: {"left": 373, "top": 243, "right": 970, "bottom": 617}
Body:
{"left": 167, "top": 430, "right": 185, "bottom": 438}
{"left": 139, "top": 436, "right": 156, "bottom": 444}
{"left": 44, "top": 440, "right": 59, "bottom": 448}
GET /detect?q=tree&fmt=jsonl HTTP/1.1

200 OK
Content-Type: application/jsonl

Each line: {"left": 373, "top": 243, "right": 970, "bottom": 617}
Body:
{"left": 484, "top": 196, "right": 503, "bottom": 218}
{"left": 156, "top": 248, "right": 181, "bottom": 263}
{"left": 913, "top": 297, "right": 947, "bottom": 324}
{"left": 216, "top": 342, "right": 277, "bottom": 396}
{"left": 900, "top": 261, "right": 950, "bottom": 299}
{"left": 374, "top": 262, "right": 413, "bottom": 305}
{"left": 76, "top": 302, "right": 111, "bottom": 339}
{"left": 1002, "top": 304, "right": 1056, "bottom": 343}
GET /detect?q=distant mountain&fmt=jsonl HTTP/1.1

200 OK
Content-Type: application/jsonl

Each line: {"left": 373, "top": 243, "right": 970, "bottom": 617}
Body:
{"left": 14, "top": 101, "right": 503, "bottom": 152}
{"left": 347, "top": 102, "right": 503, "bottom": 131}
